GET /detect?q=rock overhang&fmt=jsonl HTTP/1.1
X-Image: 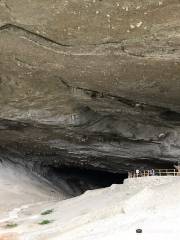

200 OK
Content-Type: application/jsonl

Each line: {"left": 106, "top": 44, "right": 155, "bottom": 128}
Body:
{"left": 0, "top": 0, "right": 180, "bottom": 177}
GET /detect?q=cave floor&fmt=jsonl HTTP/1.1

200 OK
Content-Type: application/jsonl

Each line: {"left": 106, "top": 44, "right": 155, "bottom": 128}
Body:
{"left": 0, "top": 176, "right": 180, "bottom": 240}
{"left": 0, "top": 164, "right": 67, "bottom": 221}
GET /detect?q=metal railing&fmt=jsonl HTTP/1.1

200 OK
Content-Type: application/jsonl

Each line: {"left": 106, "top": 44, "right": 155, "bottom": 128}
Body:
{"left": 128, "top": 169, "right": 180, "bottom": 178}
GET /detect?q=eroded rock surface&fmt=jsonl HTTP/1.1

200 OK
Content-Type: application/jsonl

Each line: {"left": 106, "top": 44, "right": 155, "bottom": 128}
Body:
{"left": 0, "top": 0, "right": 180, "bottom": 177}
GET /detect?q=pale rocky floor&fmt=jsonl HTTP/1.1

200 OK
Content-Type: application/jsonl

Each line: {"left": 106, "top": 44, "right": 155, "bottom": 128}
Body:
{"left": 0, "top": 164, "right": 67, "bottom": 220}
{"left": 0, "top": 169, "right": 179, "bottom": 240}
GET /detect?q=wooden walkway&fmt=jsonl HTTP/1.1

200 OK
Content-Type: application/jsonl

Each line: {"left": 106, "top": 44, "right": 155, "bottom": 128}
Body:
{"left": 128, "top": 169, "right": 180, "bottom": 178}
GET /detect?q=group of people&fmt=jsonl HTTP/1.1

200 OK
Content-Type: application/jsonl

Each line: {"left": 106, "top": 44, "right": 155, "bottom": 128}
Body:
{"left": 128, "top": 163, "right": 180, "bottom": 178}
{"left": 135, "top": 169, "right": 155, "bottom": 177}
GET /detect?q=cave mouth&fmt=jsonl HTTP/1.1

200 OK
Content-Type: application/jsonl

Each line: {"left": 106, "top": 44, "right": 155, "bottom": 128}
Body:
{"left": 45, "top": 166, "right": 128, "bottom": 197}
{"left": 0, "top": 160, "right": 128, "bottom": 199}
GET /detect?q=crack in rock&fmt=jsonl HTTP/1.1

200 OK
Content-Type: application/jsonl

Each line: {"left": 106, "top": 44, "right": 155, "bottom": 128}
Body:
{"left": 0, "top": 24, "right": 72, "bottom": 47}
{"left": 58, "top": 76, "right": 171, "bottom": 112}
{"left": 1, "top": 23, "right": 179, "bottom": 59}
{"left": 0, "top": 23, "right": 156, "bottom": 58}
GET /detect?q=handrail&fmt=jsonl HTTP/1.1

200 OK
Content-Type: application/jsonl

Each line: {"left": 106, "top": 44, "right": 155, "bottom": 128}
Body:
{"left": 128, "top": 169, "right": 180, "bottom": 178}
{"left": 153, "top": 169, "right": 177, "bottom": 172}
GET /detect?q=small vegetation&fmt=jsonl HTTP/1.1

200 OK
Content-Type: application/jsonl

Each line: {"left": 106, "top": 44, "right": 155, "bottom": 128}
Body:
{"left": 41, "top": 209, "right": 54, "bottom": 215}
{"left": 5, "top": 223, "right": 18, "bottom": 228}
{"left": 38, "top": 220, "right": 53, "bottom": 225}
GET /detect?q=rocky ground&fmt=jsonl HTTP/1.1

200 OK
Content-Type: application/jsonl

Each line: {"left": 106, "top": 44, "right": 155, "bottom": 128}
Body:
{"left": 0, "top": 175, "right": 180, "bottom": 240}
{"left": 0, "top": 163, "right": 67, "bottom": 218}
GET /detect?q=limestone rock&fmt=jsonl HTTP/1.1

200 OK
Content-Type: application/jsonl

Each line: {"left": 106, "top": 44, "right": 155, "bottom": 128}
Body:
{"left": 0, "top": 0, "right": 180, "bottom": 175}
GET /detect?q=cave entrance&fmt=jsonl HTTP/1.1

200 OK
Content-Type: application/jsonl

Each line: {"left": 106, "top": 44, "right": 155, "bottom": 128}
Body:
{"left": 46, "top": 166, "right": 128, "bottom": 197}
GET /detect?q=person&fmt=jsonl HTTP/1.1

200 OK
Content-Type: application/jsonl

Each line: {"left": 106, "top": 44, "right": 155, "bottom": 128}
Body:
{"left": 174, "top": 163, "right": 180, "bottom": 172}
{"left": 135, "top": 169, "right": 140, "bottom": 177}
{"left": 174, "top": 162, "right": 180, "bottom": 175}
{"left": 149, "top": 169, "right": 155, "bottom": 176}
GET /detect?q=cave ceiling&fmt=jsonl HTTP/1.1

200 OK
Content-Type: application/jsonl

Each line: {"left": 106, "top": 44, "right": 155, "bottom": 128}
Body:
{"left": 0, "top": 0, "right": 180, "bottom": 172}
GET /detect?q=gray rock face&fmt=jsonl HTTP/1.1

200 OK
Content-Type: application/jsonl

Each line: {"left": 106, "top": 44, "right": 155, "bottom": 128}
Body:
{"left": 0, "top": 0, "right": 180, "bottom": 177}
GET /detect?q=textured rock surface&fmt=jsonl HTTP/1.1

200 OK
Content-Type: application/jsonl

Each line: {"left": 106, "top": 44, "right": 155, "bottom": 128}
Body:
{"left": 0, "top": 0, "right": 180, "bottom": 176}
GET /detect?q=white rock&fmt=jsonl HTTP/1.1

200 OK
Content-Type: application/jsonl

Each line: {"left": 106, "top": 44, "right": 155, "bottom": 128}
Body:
{"left": 136, "top": 21, "right": 143, "bottom": 28}
{"left": 158, "top": 133, "right": 166, "bottom": 138}
{"left": 122, "top": 6, "right": 129, "bottom": 11}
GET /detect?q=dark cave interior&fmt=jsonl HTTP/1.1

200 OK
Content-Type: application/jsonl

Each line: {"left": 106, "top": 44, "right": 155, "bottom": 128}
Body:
{"left": 46, "top": 166, "right": 128, "bottom": 197}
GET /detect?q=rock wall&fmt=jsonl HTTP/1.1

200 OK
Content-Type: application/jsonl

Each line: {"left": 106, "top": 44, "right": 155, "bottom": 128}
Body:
{"left": 0, "top": 0, "right": 180, "bottom": 173}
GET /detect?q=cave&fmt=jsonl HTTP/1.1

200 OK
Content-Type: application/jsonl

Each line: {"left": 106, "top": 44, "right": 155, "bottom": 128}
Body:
{"left": 1, "top": 1, "right": 180, "bottom": 238}
{"left": 45, "top": 166, "right": 128, "bottom": 197}
{"left": 0, "top": 154, "right": 129, "bottom": 197}
{"left": 0, "top": 116, "right": 177, "bottom": 198}
{"left": 1, "top": 0, "right": 180, "bottom": 203}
